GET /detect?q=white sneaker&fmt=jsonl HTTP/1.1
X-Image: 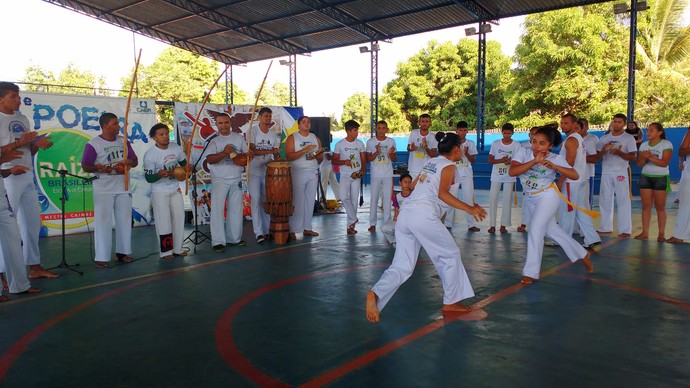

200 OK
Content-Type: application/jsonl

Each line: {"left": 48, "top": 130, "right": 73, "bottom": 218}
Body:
{"left": 294, "top": 232, "right": 304, "bottom": 240}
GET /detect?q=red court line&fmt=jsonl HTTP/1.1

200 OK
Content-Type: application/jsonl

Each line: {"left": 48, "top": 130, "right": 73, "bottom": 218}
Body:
{"left": 300, "top": 261, "right": 575, "bottom": 388}
{"left": 0, "top": 272, "right": 177, "bottom": 381}
{"left": 556, "top": 273, "right": 690, "bottom": 311}
{"left": 0, "top": 242, "right": 324, "bottom": 382}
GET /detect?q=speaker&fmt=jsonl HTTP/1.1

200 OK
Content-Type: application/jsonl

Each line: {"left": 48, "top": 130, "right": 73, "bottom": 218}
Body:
{"left": 310, "top": 117, "right": 332, "bottom": 151}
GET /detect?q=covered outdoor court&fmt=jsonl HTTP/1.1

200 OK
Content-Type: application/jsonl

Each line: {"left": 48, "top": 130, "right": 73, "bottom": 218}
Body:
{"left": 0, "top": 190, "right": 687, "bottom": 386}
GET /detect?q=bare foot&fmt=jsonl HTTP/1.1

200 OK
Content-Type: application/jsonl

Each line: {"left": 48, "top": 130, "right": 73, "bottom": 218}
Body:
{"left": 29, "top": 266, "right": 60, "bottom": 279}
{"left": 618, "top": 233, "right": 631, "bottom": 238}
{"left": 1, "top": 274, "right": 7, "bottom": 291}
{"left": 657, "top": 235, "right": 666, "bottom": 242}
{"left": 634, "top": 233, "right": 648, "bottom": 240}
{"left": 520, "top": 276, "right": 536, "bottom": 284}
{"left": 366, "top": 291, "right": 380, "bottom": 322}
{"left": 441, "top": 302, "right": 472, "bottom": 313}
{"left": 15, "top": 286, "right": 42, "bottom": 294}
{"left": 0, "top": 295, "right": 10, "bottom": 303}
{"left": 162, "top": 255, "right": 175, "bottom": 259}
{"left": 173, "top": 252, "right": 188, "bottom": 257}
{"left": 581, "top": 252, "right": 594, "bottom": 273}
{"left": 666, "top": 237, "right": 684, "bottom": 243}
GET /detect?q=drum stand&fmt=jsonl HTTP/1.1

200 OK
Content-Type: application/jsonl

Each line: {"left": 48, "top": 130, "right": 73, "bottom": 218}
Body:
{"left": 40, "top": 166, "right": 86, "bottom": 275}
{"left": 184, "top": 140, "right": 212, "bottom": 253}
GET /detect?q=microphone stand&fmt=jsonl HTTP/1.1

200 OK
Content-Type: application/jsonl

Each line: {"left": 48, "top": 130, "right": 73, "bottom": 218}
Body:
{"left": 41, "top": 166, "right": 91, "bottom": 275}
{"left": 184, "top": 135, "right": 214, "bottom": 252}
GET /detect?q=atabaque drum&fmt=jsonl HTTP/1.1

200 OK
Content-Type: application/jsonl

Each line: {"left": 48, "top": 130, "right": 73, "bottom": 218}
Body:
{"left": 264, "top": 160, "right": 294, "bottom": 244}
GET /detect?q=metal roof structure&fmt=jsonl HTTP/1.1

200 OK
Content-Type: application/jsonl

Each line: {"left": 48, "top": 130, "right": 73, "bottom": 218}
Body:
{"left": 44, "top": 0, "right": 613, "bottom": 65}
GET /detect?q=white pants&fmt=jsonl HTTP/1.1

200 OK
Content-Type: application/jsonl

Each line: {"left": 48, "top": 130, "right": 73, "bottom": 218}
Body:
{"left": 289, "top": 169, "right": 317, "bottom": 233}
{"left": 339, "top": 174, "right": 360, "bottom": 227}
{"left": 671, "top": 172, "right": 690, "bottom": 239}
{"left": 93, "top": 192, "right": 132, "bottom": 262}
{"left": 3, "top": 174, "right": 41, "bottom": 265}
{"left": 489, "top": 181, "right": 514, "bottom": 227}
{"left": 0, "top": 192, "right": 31, "bottom": 293}
{"left": 598, "top": 173, "right": 632, "bottom": 234}
{"left": 152, "top": 190, "right": 185, "bottom": 257}
{"left": 248, "top": 173, "right": 270, "bottom": 238}
{"left": 558, "top": 181, "right": 601, "bottom": 246}
{"left": 444, "top": 174, "right": 475, "bottom": 228}
{"left": 320, "top": 164, "right": 340, "bottom": 201}
{"left": 369, "top": 176, "right": 393, "bottom": 227}
{"left": 523, "top": 189, "right": 588, "bottom": 279}
{"left": 371, "top": 204, "right": 474, "bottom": 311}
{"left": 210, "top": 177, "right": 243, "bottom": 246}
{"left": 521, "top": 193, "right": 531, "bottom": 226}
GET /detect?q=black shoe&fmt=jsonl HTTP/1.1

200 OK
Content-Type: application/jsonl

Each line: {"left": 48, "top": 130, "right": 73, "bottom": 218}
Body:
{"left": 256, "top": 235, "right": 266, "bottom": 244}
{"left": 213, "top": 244, "right": 225, "bottom": 252}
{"left": 227, "top": 240, "right": 247, "bottom": 247}
{"left": 584, "top": 241, "right": 601, "bottom": 250}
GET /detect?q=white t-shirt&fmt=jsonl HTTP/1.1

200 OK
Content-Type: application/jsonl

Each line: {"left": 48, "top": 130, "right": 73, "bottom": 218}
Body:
{"left": 366, "top": 137, "right": 395, "bottom": 178}
{"left": 596, "top": 132, "right": 637, "bottom": 174}
{"left": 405, "top": 156, "right": 455, "bottom": 217}
{"left": 206, "top": 132, "right": 247, "bottom": 180}
{"left": 249, "top": 125, "right": 280, "bottom": 177}
{"left": 582, "top": 133, "right": 599, "bottom": 178}
{"left": 489, "top": 139, "right": 521, "bottom": 183}
{"left": 0, "top": 111, "right": 32, "bottom": 169}
{"left": 143, "top": 143, "right": 186, "bottom": 193}
{"left": 334, "top": 138, "right": 366, "bottom": 177}
{"left": 558, "top": 132, "right": 587, "bottom": 183}
{"left": 407, "top": 129, "right": 439, "bottom": 174}
{"left": 289, "top": 132, "right": 320, "bottom": 172}
{"left": 83, "top": 135, "right": 136, "bottom": 194}
{"left": 513, "top": 150, "right": 571, "bottom": 193}
{"left": 454, "top": 139, "right": 477, "bottom": 179}
{"left": 639, "top": 139, "right": 673, "bottom": 176}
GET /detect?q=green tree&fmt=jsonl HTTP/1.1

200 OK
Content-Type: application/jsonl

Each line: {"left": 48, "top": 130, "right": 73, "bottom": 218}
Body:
{"left": 22, "top": 63, "right": 108, "bottom": 95}
{"left": 122, "top": 47, "right": 218, "bottom": 102}
{"left": 508, "top": 4, "right": 630, "bottom": 126}
{"left": 379, "top": 39, "right": 512, "bottom": 132}
{"left": 254, "top": 82, "right": 290, "bottom": 106}
{"left": 632, "top": 0, "right": 690, "bottom": 123}
{"left": 210, "top": 82, "right": 249, "bottom": 105}
{"left": 341, "top": 92, "right": 371, "bottom": 128}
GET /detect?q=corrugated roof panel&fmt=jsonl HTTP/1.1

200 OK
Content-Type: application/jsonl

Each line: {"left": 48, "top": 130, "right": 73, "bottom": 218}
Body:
{"left": 45, "top": 0, "right": 616, "bottom": 64}
{"left": 114, "top": 1, "right": 190, "bottom": 27}
{"left": 370, "top": 6, "right": 476, "bottom": 36}
{"left": 255, "top": 12, "right": 341, "bottom": 40}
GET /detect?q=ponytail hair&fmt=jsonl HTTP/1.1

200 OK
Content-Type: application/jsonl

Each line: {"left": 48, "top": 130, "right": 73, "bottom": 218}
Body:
{"left": 535, "top": 123, "right": 563, "bottom": 148}
{"left": 435, "top": 131, "right": 461, "bottom": 154}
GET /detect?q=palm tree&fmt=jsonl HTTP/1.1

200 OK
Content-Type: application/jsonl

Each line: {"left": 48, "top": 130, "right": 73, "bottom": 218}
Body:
{"left": 635, "top": 0, "right": 690, "bottom": 75}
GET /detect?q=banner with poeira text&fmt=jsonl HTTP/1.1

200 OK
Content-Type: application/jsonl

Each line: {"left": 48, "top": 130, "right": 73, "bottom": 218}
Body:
{"left": 19, "top": 92, "right": 157, "bottom": 236}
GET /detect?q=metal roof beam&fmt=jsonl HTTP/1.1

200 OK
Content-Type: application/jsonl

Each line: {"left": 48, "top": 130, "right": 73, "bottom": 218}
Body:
{"left": 450, "top": 0, "right": 496, "bottom": 21}
{"left": 159, "top": 0, "right": 308, "bottom": 53}
{"left": 42, "top": 0, "right": 244, "bottom": 64}
{"left": 297, "top": 0, "right": 388, "bottom": 40}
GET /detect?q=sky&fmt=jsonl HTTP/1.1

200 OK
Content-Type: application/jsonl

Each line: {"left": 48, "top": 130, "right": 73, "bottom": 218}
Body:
{"left": 2, "top": 0, "right": 529, "bottom": 118}
{"left": 6, "top": 0, "right": 685, "bottom": 119}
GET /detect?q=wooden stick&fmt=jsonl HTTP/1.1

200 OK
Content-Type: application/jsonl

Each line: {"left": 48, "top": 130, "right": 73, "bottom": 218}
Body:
{"left": 123, "top": 49, "right": 142, "bottom": 191}
{"left": 246, "top": 60, "right": 274, "bottom": 185}
{"left": 184, "top": 64, "right": 231, "bottom": 194}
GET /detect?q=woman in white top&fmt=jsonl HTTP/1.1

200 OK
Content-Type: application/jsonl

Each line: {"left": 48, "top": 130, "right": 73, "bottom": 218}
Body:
{"left": 366, "top": 132, "right": 486, "bottom": 322}
{"left": 509, "top": 124, "right": 593, "bottom": 285}
{"left": 635, "top": 122, "right": 673, "bottom": 241}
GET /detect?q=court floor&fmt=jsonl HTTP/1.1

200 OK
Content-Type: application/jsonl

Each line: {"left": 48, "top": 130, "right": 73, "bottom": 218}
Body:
{"left": 0, "top": 189, "right": 688, "bottom": 387}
